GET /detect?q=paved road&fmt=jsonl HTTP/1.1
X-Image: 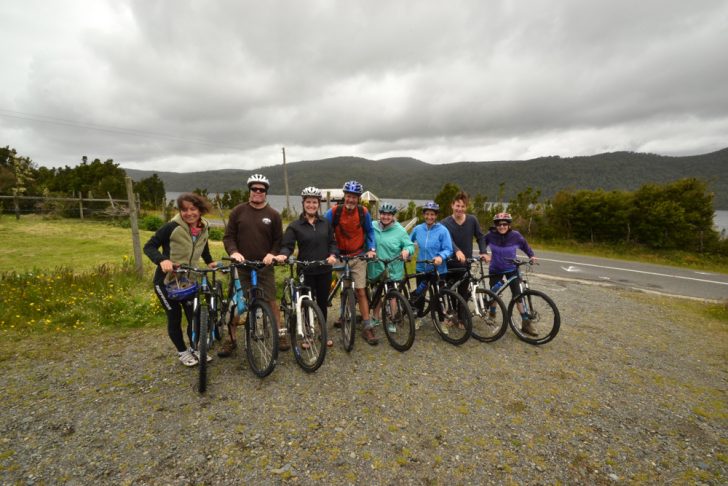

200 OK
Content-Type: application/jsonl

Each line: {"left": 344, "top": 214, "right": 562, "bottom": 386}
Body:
{"left": 531, "top": 249, "right": 728, "bottom": 302}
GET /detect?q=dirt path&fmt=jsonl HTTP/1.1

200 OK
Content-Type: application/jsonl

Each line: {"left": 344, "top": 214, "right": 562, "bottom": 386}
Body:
{"left": 1, "top": 277, "right": 726, "bottom": 484}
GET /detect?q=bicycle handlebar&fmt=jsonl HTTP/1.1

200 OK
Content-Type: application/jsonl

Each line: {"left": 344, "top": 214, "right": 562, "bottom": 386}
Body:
{"left": 221, "top": 256, "right": 267, "bottom": 269}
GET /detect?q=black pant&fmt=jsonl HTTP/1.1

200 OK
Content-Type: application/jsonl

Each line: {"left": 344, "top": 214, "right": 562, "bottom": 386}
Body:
{"left": 153, "top": 282, "right": 194, "bottom": 352}
{"left": 303, "top": 271, "right": 333, "bottom": 322}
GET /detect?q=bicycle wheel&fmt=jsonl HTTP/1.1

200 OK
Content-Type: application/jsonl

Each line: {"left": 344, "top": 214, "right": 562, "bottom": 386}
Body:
{"left": 198, "top": 306, "right": 209, "bottom": 394}
{"left": 430, "top": 288, "right": 472, "bottom": 345}
{"left": 382, "top": 290, "right": 415, "bottom": 352}
{"left": 245, "top": 301, "right": 278, "bottom": 377}
{"left": 340, "top": 287, "right": 357, "bottom": 352}
{"left": 507, "top": 289, "right": 560, "bottom": 345}
{"left": 470, "top": 287, "right": 508, "bottom": 343}
{"left": 292, "top": 299, "right": 327, "bottom": 372}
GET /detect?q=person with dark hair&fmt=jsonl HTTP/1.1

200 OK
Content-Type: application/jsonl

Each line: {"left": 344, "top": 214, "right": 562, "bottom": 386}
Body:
{"left": 144, "top": 192, "right": 216, "bottom": 367}
{"left": 275, "top": 186, "right": 338, "bottom": 347}
{"left": 441, "top": 191, "right": 487, "bottom": 300}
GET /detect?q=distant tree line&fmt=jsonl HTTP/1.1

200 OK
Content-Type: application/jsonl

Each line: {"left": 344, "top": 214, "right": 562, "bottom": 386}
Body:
{"left": 0, "top": 146, "right": 166, "bottom": 215}
{"left": 412, "top": 178, "right": 724, "bottom": 254}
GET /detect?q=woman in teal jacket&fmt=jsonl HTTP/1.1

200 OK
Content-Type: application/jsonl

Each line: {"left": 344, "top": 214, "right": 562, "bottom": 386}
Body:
{"left": 367, "top": 202, "right": 415, "bottom": 331}
{"left": 367, "top": 202, "right": 414, "bottom": 283}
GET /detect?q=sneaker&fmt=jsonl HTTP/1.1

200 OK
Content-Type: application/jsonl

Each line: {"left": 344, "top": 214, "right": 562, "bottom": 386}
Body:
{"left": 485, "top": 312, "right": 498, "bottom": 326}
{"left": 279, "top": 332, "right": 291, "bottom": 351}
{"left": 333, "top": 318, "right": 342, "bottom": 329}
{"left": 178, "top": 349, "right": 199, "bottom": 367}
{"left": 217, "top": 339, "right": 237, "bottom": 358}
{"left": 362, "top": 327, "right": 379, "bottom": 345}
{"left": 415, "top": 318, "right": 424, "bottom": 330}
{"left": 191, "top": 347, "right": 212, "bottom": 363}
{"left": 386, "top": 322, "right": 396, "bottom": 334}
{"left": 521, "top": 318, "right": 538, "bottom": 336}
{"left": 370, "top": 318, "right": 381, "bottom": 327}
{"left": 440, "top": 322, "right": 450, "bottom": 335}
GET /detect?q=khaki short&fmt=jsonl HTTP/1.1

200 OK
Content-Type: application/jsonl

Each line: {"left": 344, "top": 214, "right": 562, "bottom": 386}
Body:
{"left": 239, "top": 265, "right": 277, "bottom": 302}
{"left": 341, "top": 257, "right": 368, "bottom": 290}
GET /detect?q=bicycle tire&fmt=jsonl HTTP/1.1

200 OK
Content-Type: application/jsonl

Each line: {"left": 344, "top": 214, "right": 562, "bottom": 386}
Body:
{"left": 245, "top": 301, "right": 278, "bottom": 377}
{"left": 198, "top": 306, "right": 209, "bottom": 394}
{"left": 340, "top": 288, "right": 357, "bottom": 352}
{"left": 430, "top": 288, "right": 472, "bottom": 345}
{"left": 292, "top": 299, "right": 327, "bottom": 372}
{"left": 470, "top": 287, "right": 508, "bottom": 343}
{"left": 507, "top": 289, "right": 560, "bottom": 345}
{"left": 382, "top": 290, "right": 415, "bottom": 352}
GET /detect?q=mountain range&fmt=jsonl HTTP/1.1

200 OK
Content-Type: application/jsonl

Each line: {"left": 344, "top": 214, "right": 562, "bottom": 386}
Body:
{"left": 124, "top": 148, "right": 728, "bottom": 209}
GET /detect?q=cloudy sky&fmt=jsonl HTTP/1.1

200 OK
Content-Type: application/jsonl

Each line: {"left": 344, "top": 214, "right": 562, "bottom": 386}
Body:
{"left": 2, "top": 0, "right": 727, "bottom": 172}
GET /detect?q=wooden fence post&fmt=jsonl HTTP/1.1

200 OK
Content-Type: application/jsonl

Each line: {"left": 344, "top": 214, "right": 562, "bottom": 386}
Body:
{"left": 125, "top": 177, "right": 144, "bottom": 279}
{"left": 14, "top": 194, "right": 20, "bottom": 220}
{"left": 78, "top": 191, "right": 84, "bottom": 220}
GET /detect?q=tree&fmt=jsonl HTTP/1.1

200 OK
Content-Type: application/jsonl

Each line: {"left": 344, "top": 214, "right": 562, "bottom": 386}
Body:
{"left": 135, "top": 173, "right": 166, "bottom": 209}
{"left": 434, "top": 183, "right": 461, "bottom": 219}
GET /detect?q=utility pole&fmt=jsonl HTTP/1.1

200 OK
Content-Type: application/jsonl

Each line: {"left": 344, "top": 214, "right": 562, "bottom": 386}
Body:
{"left": 282, "top": 147, "right": 291, "bottom": 215}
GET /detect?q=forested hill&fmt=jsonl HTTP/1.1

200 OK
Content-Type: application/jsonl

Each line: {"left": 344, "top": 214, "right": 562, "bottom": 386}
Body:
{"left": 124, "top": 148, "right": 728, "bottom": 208}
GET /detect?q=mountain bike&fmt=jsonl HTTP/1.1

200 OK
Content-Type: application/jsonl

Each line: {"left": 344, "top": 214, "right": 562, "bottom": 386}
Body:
{"left": 366, "top": 255, "right": 415, "bottom": 351}
{"left": 326, "top": 255, "right": 369, "bottom": 352}
{"left": 279, "top": 258, "right": 328, "bottom": 372}
{"left": 400, "top": 260, "right": 472, "bottom": 345}
{"left": 172, "top": 263, "right": 225, "bottom": 393}
{"left": 221, "top": 258, "right": 279, "bottom": 377}
{"left": 487, "top": 259, "right": 560, "bottom": 345}
{"left": 446, "top": 258, "right": 508, "bottom": 343}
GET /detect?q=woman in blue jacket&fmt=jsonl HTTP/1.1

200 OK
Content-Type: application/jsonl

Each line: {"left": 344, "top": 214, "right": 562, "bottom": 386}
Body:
{"left": 409, "top": 201, "right": 453, "bottom": 324}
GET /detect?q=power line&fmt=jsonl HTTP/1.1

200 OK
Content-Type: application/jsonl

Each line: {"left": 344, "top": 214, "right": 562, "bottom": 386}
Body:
{"left": 0, "top": 108, "right": 250, "bottom": 151}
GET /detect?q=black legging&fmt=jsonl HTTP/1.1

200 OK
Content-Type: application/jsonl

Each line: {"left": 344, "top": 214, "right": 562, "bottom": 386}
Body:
{"left": 153, "top": 282, "right": 195, "bottom": 352}
{"left": 303, "top": 271, "right": 333, "bottom": 323}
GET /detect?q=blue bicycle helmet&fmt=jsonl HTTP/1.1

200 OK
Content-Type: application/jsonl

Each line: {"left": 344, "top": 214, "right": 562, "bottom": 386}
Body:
{"left": 379, "top": 202, "right": 398, "bottom": 214}
{"left": 166, "top": 278, "right": 198, "bottom": 301}
{"left": 422, "top": 201, "right": 440, "bottom": 213}
{"left": 342, "top": 180, "right": 363, "bottom": 195}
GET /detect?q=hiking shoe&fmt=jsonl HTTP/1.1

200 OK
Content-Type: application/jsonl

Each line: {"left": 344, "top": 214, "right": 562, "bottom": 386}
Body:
{"left": 415, "top": 318, "right": 425, "bottom": 330}
{"left": 191, "top": 347, "right": 212, "bottom": 363}
{"left": 217, "top": 340, "right": 237, "bottom": 358}
{"left": 363, "top": 327, "right": 379, "bottom": 346}
{"left": 178, "top": 349, "right": 198, "bottom": 367}
{"left": 521, "top": 318, "right": 538, "bottom": 336}
{"left": 440, "top": 322, "right": 450, "bottom": 335}
{"left": 485, "top": 312, "right": 498, "bottom": 326}
{"left": 279, "top": 332, "right": 291, "bottom": 351}
{"left": 370, "top": 318, "right": 381, "bottom": 327}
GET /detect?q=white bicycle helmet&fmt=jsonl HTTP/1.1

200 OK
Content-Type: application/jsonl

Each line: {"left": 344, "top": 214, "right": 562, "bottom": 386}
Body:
{"left": 300, "top": 186, "right": 322, "bottom": 199}
{"left": 246, "top": 174, "right": 270, "bottom": 189}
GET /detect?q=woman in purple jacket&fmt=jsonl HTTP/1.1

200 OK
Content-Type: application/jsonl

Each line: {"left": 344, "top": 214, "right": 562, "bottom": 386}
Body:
{"left": 484, "top": 212, "right": 538, "bottom": 336}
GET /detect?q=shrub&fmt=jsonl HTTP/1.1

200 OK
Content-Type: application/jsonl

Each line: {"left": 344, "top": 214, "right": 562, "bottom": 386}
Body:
{"left": 209, "top": 227, "right": 224, "bottom": 241}
{"left": 139, "top": 215, "right": 164, "bottom": 231}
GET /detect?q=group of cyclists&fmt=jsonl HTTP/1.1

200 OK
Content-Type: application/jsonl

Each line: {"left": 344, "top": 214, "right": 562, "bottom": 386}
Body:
{"left": 144, "top": 174, "right": 536, "bottom": 367}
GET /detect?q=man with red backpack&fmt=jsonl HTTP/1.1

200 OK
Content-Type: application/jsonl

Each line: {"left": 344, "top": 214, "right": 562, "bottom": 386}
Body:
{"left": 324, "top": 180, "right": 378, "bottom": 345}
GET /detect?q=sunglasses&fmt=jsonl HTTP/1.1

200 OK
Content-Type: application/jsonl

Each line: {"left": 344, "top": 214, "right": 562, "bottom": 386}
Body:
{"left": 250, "top": 187, "right": 267, "bottom": 193}
{"left": 496, "top": 222, "right": 510, "bottom": 227}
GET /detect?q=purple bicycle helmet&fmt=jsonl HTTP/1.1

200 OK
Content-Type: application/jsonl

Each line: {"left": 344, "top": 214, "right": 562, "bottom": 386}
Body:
{"left": 422, "top": 201, "right": 440, "bottom": 213}
{"left": 342, "top": 180, "right": 363, "bottom": 195}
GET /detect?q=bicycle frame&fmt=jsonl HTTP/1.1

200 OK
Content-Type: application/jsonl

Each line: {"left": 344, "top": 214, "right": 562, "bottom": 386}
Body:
{"left": 447, "top": 258, "right": 490, "bottom": 317}
{"left": 282, "top": 259, "right": 323, "bottom": 339}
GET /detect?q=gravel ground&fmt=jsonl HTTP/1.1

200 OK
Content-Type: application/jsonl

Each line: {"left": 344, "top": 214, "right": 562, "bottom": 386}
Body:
{"left": 1, "top": 275, "right": 727, "bottom": 485}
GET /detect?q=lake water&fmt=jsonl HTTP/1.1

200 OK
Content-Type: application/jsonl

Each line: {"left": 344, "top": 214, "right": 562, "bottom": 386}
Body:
{"left": 167, "top": 192, "right": 728, "bottom": 233}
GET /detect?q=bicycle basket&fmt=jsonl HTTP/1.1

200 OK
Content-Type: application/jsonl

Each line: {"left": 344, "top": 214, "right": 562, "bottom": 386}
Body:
{"left": 166, "top": 277, "right": 198, "bottom": 301}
